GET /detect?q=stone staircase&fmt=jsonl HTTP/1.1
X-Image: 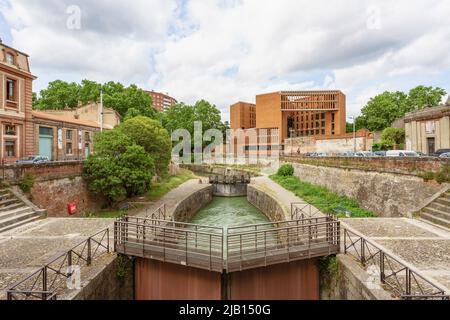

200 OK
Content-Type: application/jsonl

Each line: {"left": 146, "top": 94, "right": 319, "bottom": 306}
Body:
{"left": 420, "top": 189, "right": 450, "bottom": 229}
{"left": 0, "top": 188, "right": 46, "bottom": 234}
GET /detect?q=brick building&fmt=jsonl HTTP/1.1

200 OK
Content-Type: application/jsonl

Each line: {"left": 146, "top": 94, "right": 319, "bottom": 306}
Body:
{"left": 0, "top": 41, "right": 35, "bottom": 162}
{"left": 145, "top": 90, "right": 177, "bottom": 112}
{"left": 229, "top": 90, "right": 347, "bottom": 153}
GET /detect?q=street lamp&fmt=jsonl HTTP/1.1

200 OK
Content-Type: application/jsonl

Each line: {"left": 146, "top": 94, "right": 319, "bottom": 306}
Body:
{"left": 349, "top": 116, "right": 356, "bottom": 153}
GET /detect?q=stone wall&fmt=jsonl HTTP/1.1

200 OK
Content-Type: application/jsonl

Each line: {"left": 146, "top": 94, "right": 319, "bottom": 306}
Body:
{"left": 172, "top": 185, "right": 213, "bottom": 222}
{"left": 282, "top": 155, "right": 449, "bottom": 175}
{"left": 2, "top": 161, "right": 83, "bottom": 183}
{"left": 247, "top": 185, "right": 287, "bottom": 222}
{"left": 321, "top": 255, "right": 393, "bottom": 300}
{"left": 68, "top": 255, "right": 134, "bottom": 300}
{"left": 30, "top": 176, "right": 105, "bottom": 217}
{"left": 289, "top": 162, "right": 442, "bottom": 217}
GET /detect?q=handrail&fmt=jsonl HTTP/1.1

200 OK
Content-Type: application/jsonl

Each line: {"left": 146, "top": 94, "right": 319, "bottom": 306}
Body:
{"left": 343, "top": 228, "right": 448, "bottom": 300}
{"left": 145, "top": 204, "right": 167, "bottom": 221}
{"left": 7, "top": 228, "right": 110, "bottom": 301}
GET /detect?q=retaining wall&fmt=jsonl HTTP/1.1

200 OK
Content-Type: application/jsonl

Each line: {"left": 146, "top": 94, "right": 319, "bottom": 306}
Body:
{"left": 247, "top": 184, "right": 288, "bottom": 222}
{"left": 172, "top": 185, "right": 214, "bottom": 222}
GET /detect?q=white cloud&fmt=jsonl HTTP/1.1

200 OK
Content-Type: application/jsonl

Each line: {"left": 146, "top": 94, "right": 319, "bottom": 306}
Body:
{"left": 1, "top": 0, "right": 449, "bottom": 120}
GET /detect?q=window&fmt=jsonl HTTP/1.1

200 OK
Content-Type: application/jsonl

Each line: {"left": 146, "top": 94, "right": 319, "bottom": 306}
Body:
{"left": 66, "top": 142, "right": 73, "bottom": 155}
{"left": 5, "top": 125, "right": 16, "bottom": 136}
{"left": 66, "top": 130, "right": 73, "bottom": 140}
{"left": 5, "top": 140, "right": 15, "bottom": 157}
{"left": 39, "top": 127, "right": 53, "bottom": 136}
{"left": 6, "top": 53, "right": 14, "bottom": 65}
{"left": 6, "top": 78, "right": 16, "bottom": 101}
{"left": 322, "top": 113, "right": 325, "bottom": 120}
{"left": 84, "top": 132, "right": 90, "bottom": 141}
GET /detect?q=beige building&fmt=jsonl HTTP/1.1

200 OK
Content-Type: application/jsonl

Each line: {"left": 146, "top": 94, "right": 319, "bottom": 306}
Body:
{"left": 405, "top": 99, "right": 450, "bottom": 154}
{"left": 40, "top": 103, "right": 121, "bottom": 130}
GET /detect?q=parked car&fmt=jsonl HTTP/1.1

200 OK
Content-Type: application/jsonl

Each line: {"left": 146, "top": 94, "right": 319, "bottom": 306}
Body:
{"left": 386, "top": 150, "right": 419, "bottom": 157}
{"left": 374, "top": 151, "right": 387, "bottom": 157}
{"left": 416, "top": 152, "right": 427, "bottom": 157}
{"left": 354, "top": 151, "right": 377, "bottom": 157}
{"left": 432, "top": 149, "right": 450, "bottom": 157}
{"left": 16, "top": 155, "right": 50, "bottom": 165}
{"left": 439, "top": 152, "right": 450, "bottom": 158}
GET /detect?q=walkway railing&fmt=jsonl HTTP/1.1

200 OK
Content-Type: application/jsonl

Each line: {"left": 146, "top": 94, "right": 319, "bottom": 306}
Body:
{"left": 114, "top": 217, "right": 224, "bottom": 272}
{"left": 227, "top": 217, "right": 340, "bottom": 272}
{"left": 6, "top": 229, "right": 110, "bottom": 300}
{"left": 209, "top": 175, "right": 251, "bottom": 185}
{"left": 145, "top": 204, "right": 167, "bottom": 221}
{"left": 291, "top": 202, "right": 326, "bottom": 220}
{"left": 344, "top": 228, "right": 449, "bottom": 300}
{"left": 114, "top": 215, "right": 340, "bottom": 273}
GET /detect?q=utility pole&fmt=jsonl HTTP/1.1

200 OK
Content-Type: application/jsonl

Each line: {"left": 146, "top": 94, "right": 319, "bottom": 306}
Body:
{"left": 100, "top": 87, "right": 104, "bottom": 132}
{"left": 351, "top": 116, "right": 356, "bottom": 153}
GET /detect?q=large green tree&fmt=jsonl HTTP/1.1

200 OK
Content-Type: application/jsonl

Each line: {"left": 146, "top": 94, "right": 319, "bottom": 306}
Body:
{"left": 83, "top": 130, "right": 155, "bottom": 204}
{"left": 355, "top": 86, "right": 447, "bottom": 132}
{"left": 33, "top": 79, "right": 158, "bottom": 119}
{"left": 407, "top": 86, "right": 447, "bottom": 110}
{"left": 119, "top": 116, "right": 171, "bottom": 175}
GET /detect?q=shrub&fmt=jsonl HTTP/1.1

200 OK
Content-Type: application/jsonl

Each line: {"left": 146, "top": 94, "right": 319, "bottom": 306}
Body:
{"left": 277, "top": 164, "right": 294, "bottom": 177}
{"left": 435, "top": 166, "right": 450, "bottom": 184}
{"left": 19, "top": 175, "right": 35, "bottom": 193}
{"left": 419, "top": 171, "right": 435, "bottom": 182}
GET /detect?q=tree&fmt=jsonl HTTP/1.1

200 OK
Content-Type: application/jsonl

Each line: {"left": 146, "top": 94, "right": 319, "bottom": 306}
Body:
{"left": 355, "top": 91, "right": 409, "bottom": 132}
{"left": 119, "top": 116, "right": 171, "bottom": 175}
{"left": 83, "top": 130, "right": 155, "bottom": 204}
{"left": 381, "top": 127, "right": 405, "bottom": 145}
{"left": 407, "top": 86, "right": 447, "bottom": 110}
{"left": 34, "top": 80, "right": 80, "bottom": 110}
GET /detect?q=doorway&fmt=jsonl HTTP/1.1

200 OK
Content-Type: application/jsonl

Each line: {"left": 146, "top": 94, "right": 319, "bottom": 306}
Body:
{"left": 39, "top": 127, "right": 53, "bottom": 160}
{"left": 427, "top": 137, "right": 435, "bottom": 155}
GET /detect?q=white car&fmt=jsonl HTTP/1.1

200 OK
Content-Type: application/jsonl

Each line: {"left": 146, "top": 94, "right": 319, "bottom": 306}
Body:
{"left": 386, "top": 150, "right": 419, "bottom": 157}
{"left": 439, "top": 152, "right": 450, "bottom": 158}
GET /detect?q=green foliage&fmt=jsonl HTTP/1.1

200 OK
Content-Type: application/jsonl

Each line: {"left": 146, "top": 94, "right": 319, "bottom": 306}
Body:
{"left": 83, "top": 130, "right": 155, "bottom": 204}
{"left": 277, "top": 164, "right": 294, "bottom": 177}
{"left": 116, "top": 254, "right": 131, "bottom": 280}
{"left": 33, "top": 79, "right": 158, "bottom": 119}
{"left": 381, "top": 127, "right": 405, "bottom": 145}
{"left": 119, "top": 116, "right": 171, "bottom": 175}
{"left": 162, "top": 100, "right": 227, "bottom": 147}
{"left": 318, "top": 256, "right": 340, "bottom": 291}
{"left": 435, "top": 166, "right": 450, "bottom": 184}
{"left": 19, "top": 175, "right": 35, "bottom": 193}
{"left": 407, "top": 86, "right": 447, "bottom": 110}
{"left": 419, "top": 171, "right": 435, "bottom": 182}
{"left": 270, "top": 174, "right": 376, "bottom": 218}
{"left": 147, "top": 169, "right": 196, "bottom": 201}
{"left": 355, "top": 86, "right": 447, "bottom": 132}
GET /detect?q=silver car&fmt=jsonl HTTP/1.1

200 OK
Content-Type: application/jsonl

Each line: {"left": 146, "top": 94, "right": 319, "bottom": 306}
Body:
{"left": 440, "top": 152, "right": 450, "bottom": 158}
{"left": 16, "top": 155, "right": 50, "bottom": 165}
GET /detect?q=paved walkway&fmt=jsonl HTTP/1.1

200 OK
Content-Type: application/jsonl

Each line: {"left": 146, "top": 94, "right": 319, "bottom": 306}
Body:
{"left": 0, "top": 218, "right": 114, "bottom": 300}
{"left": 342, "top": 218, "right": 450, "bottom": 293}
{"left": 132, "top": 178, "right": 210, "bottom": 219}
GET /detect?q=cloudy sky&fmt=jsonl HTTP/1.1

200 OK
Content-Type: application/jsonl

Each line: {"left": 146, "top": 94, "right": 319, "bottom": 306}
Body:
{"left": 1, "top": 0, "right": 449, "bottom": 121}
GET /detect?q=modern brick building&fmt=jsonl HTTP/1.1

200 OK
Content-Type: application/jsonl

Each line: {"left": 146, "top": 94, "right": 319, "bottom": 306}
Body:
{"left": 145, "top": 90, "right": 177, "bottom": 112}
{"left": 0, "top": 41, "right": 36, "bottom": 162}
{"left": 230, "top": 91, "right": 347, "bottom": 152}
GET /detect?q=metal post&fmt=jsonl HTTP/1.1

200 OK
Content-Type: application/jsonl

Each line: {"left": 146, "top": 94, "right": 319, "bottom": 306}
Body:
{"left": 405, "top": 268, "right": 411, "bottom": 297}
{"left": 344, "top": 230, "right": 347, "bottom": 254}
{"left": 380, "top": 251, "right": 385, "bottom": 283}
{"left": 353, "top": 118, "right": 356, "bottom": 153}
{"left": 42, "top": 267, "right": 48, "bottom": 294}
{"left": 361, "top": 238, "right": 365, "bottom": 266}
{"left": 87, "top": 238, "right": 92, "bottom": 266}
{"left": 106, "top": 228, "right": 110, "bottom": 253}
{"left": 67, "top": 251, "right": 72, "bottom": 270}
{"left": 185, "top": 231, "right": 188, "bottom": 266}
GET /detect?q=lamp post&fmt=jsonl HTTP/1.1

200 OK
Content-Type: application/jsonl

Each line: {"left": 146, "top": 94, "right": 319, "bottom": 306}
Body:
{"left": 100, "top": 87, "right": 104, "bottom": 132}
{"left": 350, "top": 116, "right": 356, "bottom": 153}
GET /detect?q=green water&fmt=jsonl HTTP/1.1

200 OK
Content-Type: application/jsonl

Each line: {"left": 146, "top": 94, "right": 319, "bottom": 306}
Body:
{"left": 190, "top": 197, "right": 270, "bottom": 229}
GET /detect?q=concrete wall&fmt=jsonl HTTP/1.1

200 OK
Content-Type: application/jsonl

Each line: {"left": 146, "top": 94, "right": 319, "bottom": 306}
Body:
{"left": 289, "top": 162, "right": 442, "bottom": 217}
{"left": 213, "top": 183, "right": 247, "bottom": 197}
{"left": 247, "top": 184, "right": 288, "bottom": 221}
{"left": 321, "top": 255, "right": 392, "bottom": 300}
{"left": 30, "top": 176, "right": 105, "bottom": 217}
{"left": 172, "top": 185, "right": 213, "bottom": 222}
{"left": 284, "top": 135, "right": 373, "bottom": 155}
{"left": 68, "top": 255, "right": 134, "bottom": 300}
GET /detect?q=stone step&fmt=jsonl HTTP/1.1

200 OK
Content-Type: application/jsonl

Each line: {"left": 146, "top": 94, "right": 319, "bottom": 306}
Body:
{"left": 0, "top": 210, "right": 41, "bottom": 230}
{"left": 0, "top": 202, "right": 25, "bottom": 213}
{"left": 429, "top": 202, "right": 450, "bottom": 214}
{"left": 0, "top": 206, "right": 34, "bottom": 221}
{"left": 436, "top": 197, "right": 450, "bottom": 207}
{"left": 422, "top": 207, "right": 450, "bottom": 221}
{"left": 420, "top": 212, "right": 450, "bottom": 229}
{"left": 0, "top": 215, "right": 42, "bottom": 234}
{"left": 0, "top": 198, "right": 20, "bottom": 207}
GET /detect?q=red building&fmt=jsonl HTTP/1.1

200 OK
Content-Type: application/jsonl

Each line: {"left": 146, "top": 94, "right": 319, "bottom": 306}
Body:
{"left": 145, "top": 90, "right": 178, "bottom": 112}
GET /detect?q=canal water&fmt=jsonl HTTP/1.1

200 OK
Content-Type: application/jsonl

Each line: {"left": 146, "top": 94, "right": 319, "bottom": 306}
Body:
{"left": 190, "top": 197, "right": 270, "bottom": 229}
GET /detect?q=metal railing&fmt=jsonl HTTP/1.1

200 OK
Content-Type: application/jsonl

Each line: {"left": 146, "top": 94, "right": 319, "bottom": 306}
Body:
{"left": 227, "top": 217, "right": 340, "bottom": 272}
{"left": 208, "top": 175, "right": 251, "bottom": 185}
{"left": 344, "top": 228, "right": 449, "bottom": 300}
{"left": 145, "top": 204, "right": 167, "bottom": 221}
{"left": 291, "top": 202, "right": 327, "bottom": 220}
{"left": 6, "top": 229, "right": 110, "bottom": 300}
{"left": 114, "top": 217, "right": 224, "bottom": 272}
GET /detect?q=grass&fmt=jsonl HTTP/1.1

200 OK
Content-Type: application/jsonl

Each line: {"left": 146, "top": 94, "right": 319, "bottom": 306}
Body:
{"left": 147, "top": 169, "right": 197, "bottom": 201}
{"left": 270, "top": 174, "right": 376, "bottom": 218}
